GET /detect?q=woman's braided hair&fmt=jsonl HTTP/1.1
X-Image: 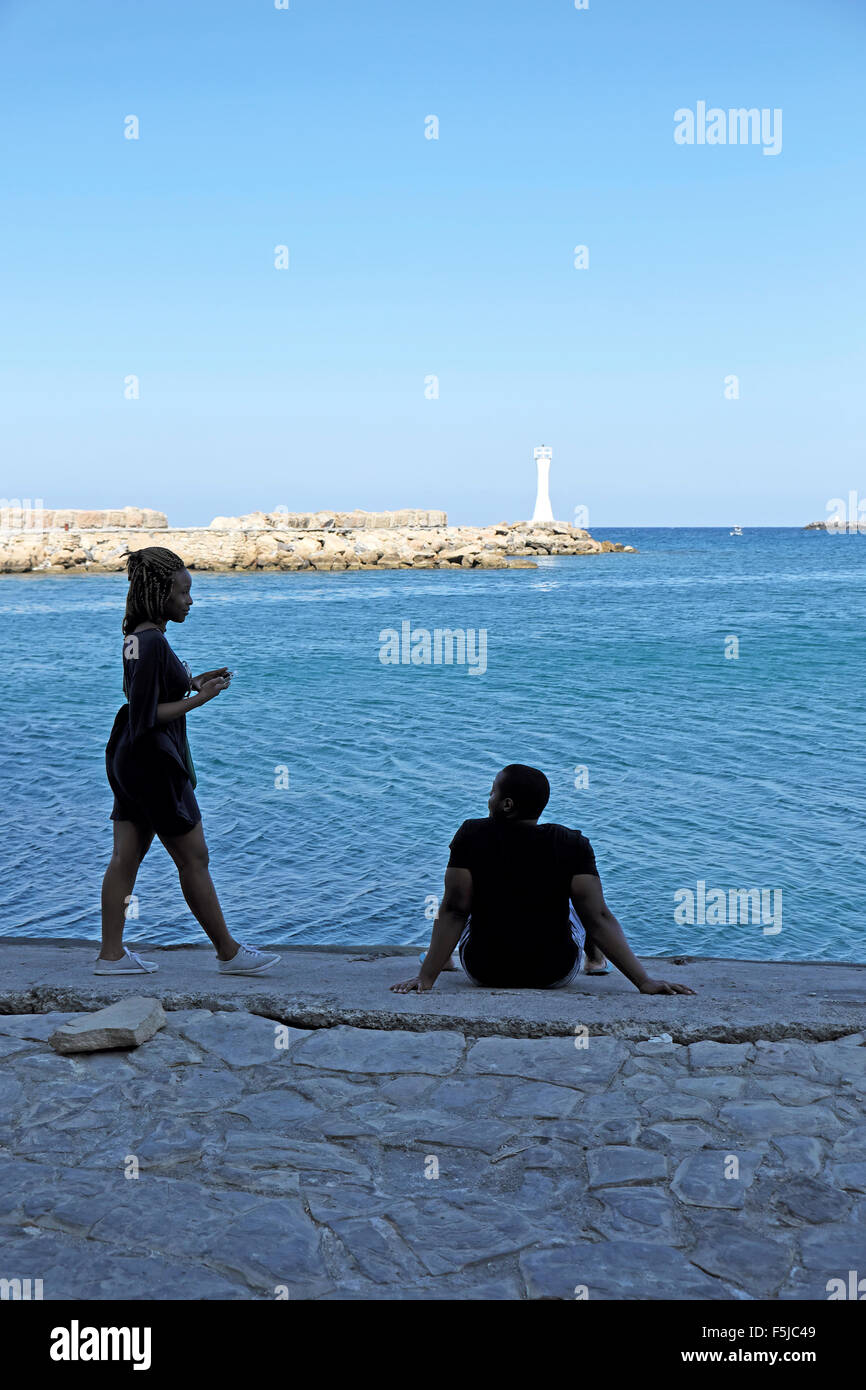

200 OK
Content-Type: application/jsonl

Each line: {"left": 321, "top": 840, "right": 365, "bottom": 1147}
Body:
{"left": 122, "top": 546, "right": 187, "bottom": 636}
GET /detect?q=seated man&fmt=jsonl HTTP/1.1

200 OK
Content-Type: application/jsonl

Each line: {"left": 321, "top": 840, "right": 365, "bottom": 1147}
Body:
{"left": 391, "top": 764, "right": 696, "bottom": 996}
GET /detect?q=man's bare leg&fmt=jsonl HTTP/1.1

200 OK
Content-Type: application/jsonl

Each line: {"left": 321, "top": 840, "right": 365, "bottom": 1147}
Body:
{"left": 582, "top": 928, "right": 608, "bottom": 972}
{"left": 421, "top": 950, "right": 459, "bottom": 970}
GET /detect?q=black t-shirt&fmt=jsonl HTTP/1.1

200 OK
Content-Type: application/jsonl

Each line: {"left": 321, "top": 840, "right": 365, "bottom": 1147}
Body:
{"left": 447, "top": 817, "right": 600, "bottom": 986}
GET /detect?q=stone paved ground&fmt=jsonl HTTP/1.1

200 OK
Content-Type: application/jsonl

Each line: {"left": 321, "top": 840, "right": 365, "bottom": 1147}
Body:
{"left": 1, "top": 1010, "right": 864, "bottom": 1300}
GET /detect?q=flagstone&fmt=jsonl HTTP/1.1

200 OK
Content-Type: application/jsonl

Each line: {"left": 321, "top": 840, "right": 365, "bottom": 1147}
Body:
{"left": 520, "top": 1239, "right": 735, "bottom": 1299}
{"left": 293, "top": 1025, "right": 465, "bottom": 1075}
{"left": 466, "top": 1035, "right": 628, "bottom": 1089}
{"left": 586, "top": 1145, "right": 668, "bottom": 1187}
{"left": 671, "top": 1149, "right": 764, "bottom": 1208}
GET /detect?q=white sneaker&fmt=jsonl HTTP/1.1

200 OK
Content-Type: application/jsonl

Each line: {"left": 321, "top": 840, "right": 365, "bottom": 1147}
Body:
{"left": 217, "top": 944, "right": 281, "bottom": 976}
{"left": 93, "top": 946, "right": 159, "bottom": 975}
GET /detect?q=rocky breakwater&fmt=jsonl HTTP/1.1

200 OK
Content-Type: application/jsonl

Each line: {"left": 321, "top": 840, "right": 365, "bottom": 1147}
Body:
{"left": 0, "top": 509, "right": 636, "bottom": 574}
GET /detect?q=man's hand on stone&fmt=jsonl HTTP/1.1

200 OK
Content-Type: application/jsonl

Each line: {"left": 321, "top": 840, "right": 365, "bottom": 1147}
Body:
{"left": 638, "top": 978, "right": 696, "bottom": 995}
{"left": 390, "top": 973, "right": 436, "bottom": 994}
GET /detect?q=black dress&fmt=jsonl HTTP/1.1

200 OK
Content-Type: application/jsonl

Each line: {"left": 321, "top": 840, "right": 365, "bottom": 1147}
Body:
{"left": 105, "top": 627, "right": 201, "bottom": 838}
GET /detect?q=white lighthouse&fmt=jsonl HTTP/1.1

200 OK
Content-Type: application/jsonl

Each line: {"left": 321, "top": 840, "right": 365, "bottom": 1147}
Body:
{"left": 532, "top": 446, "right": 554, "bottom": 522}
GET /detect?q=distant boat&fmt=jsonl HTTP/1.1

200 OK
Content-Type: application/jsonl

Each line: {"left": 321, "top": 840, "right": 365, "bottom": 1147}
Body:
{"left": 730, "top": 525, "right": 743, "bottom": 536}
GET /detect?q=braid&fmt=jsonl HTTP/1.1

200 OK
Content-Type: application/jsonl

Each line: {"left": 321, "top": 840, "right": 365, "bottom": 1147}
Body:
{"left": 122, "top": 546, "right": 187, "bottom": 636}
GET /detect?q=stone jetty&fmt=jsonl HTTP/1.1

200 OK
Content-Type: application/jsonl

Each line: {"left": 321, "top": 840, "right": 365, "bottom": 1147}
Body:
{"left": 0, "top": 507, "right": 636, "bottom": 574}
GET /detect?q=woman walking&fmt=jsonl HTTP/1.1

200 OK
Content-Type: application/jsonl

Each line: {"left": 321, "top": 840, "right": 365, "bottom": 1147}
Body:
{"left": 99, "top": 546, "right": 280, "bottom": 976}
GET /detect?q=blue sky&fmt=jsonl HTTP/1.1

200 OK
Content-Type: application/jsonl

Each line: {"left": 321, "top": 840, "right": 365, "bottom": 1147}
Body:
{"left": 1, "top": 0, "right": 864, "bottom": 526}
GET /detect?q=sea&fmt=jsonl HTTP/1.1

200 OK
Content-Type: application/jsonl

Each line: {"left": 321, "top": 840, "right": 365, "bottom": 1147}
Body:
{"left": 1, "top": 527, "right": 862, "bottom": 963}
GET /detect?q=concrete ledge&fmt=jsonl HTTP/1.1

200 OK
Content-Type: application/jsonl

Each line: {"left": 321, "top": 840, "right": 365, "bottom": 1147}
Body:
{"left": 1, "top": 941, "right": 863, "bottom": 1042}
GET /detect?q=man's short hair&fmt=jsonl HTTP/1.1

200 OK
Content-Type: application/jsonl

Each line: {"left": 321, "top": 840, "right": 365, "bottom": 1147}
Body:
{"left": 498, "top": 764, "right": 550, "bottom": 818}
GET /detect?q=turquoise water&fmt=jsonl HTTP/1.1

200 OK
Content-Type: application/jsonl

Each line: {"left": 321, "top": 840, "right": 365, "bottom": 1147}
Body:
{"left": 0, "top": 528, "right": 863, "bottom": 962}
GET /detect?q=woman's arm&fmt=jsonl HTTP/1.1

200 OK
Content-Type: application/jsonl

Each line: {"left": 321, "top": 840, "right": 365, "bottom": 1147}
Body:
{"left": 156, "top": 693, "right": 207, "bottom": 724}
{"left": 156, "top": 675, "right": 230, "bottom": 724}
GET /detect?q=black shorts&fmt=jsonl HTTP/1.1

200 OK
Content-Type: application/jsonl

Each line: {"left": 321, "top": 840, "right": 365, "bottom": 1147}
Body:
{"left": 107, "top": 749, "right": 201, "bottom": 839}
{"left": 458, "top": 906, "right": 586, "bottom": 989}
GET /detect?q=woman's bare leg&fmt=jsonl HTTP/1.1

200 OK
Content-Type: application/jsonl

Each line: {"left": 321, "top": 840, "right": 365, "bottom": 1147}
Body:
{"left": 159, "top": 821, "right": 240, "bottom": 960}
{"left": 99, "top": 820, "right": 154, "bottom": 960}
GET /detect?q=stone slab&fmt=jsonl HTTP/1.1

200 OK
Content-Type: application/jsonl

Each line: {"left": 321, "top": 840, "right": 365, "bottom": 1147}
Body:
{"left": 520, "top": 1239, "right": 737, "bottom": 1299}
{"left": 49, "top": 997, "right": 165, "bottom": 1053}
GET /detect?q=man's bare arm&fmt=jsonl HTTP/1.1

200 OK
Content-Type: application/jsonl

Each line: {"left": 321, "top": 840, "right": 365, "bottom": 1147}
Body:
{"left": 390, "top": 868, "right": 471, "bottom": 994}
{"left": 570, "top": 874, "right": 695, "bottom": 995}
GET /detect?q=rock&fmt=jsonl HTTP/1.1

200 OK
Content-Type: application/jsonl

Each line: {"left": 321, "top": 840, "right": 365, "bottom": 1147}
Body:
{"left": 176, "top": 1011, "right": 310, "bottom": 1067}
{"left": 750, "top": 1076, "right": 833, "bottom": 1105}
{"left": 0, "top": 1012, "right": 79, "bottom": 1040}
{"left": 718, "top": 1100, "right": 844, "bottom": 1140}
{"left": 466, "top": 1035, "right": 629, "bottom": 1090}
{"left": 772, "top": 1134, "right": 824, "bottom": 1175}
{"left": 383, "top": 1195, "right": 546, "bottom": 1277}
{"left": 798, "top": 1222, "right": 866, "bottom": 1274}
{"left": 827, "top": 1161, "right": 866, "bottom": 1193}
{"left": 49, "top": 997, "right": 165, "bottom": 1053}
{"left": 812, "top": 1040, "right": 866, "bottom": 1084}
{"left": 198, "top": 1197, "right": 332, "bottom": 1294}
{"left": 384, "top": 1118, "right": 515, "bottom": 1154}
{"left": 520, "top": 1239, "right": 735, "bottom": 1299}
{"left": 688, "top": 1041, "right": 754, "bottom": 1068}
{"left": 588, "top": 1118, "right": 642, "bottom": 1146}
{"left": 225, "top": 1089, "right": 325, "bottom": 1128}
{"left": 135, "top": 1119, "right": 207, "bottom": 1168}
{"left": 833, "top": 1125, "right": 866, "bottom": 1158}
{"left": 670, "top": 1149, "right": 764, "bottom": 1208}
{"left": 643, "top": 1122, "right": 715, "bottom": 1151}
{"left": 0, "top": 1074, "right": 24, "bottom": 1112}
{"left": 689, "top": 1216, "right": 792, "bottom": 1295}
{"left": 775, "top": 1176, "right": 850, "bottom": 1223}
{"left": 586, "top": 1145, "right": 667, "bottom": 1187}
{"left": 437, "top": 548, "right": 472, "bottom": 564}
{"left": 0, "top": 1036, "right": 39, "bottom": 1060}
{"left": 219, "top": 1131, "right": 371, "bottom": 1181}
{"left": 321, "top": 1213, "right": 429, "bottom": 1285}
{"left": 591, "top": 1186, "right": 679, "bottom": 1241}
{"left": 499, "top": 1081, "right": 582, "bottom": 1118}
{"left": 423, "top": 1076, "right": 510, "bottom": 1114}
{"left": 292, "top": 1025, "right": 465, "bottom": 1075}
{"left": 751, "top": 1040, "right": 820, "bottom": 1077}
{"left": 640, "top": 1093, "right": 714, "bottom": 1122}
{"left": 674, "top": 1075, "right": 745, "bottom": 1101}
{"left": 622, "top": 1071, "right": 667, "bottom": 1094}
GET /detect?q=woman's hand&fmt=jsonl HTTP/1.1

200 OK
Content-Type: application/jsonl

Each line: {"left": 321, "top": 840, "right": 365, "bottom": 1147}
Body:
{"left": 198, "top": 674, "right": 232, "bottom": 702}
{"left": 192, "top": 667, "right": 231, "bottom": 692}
